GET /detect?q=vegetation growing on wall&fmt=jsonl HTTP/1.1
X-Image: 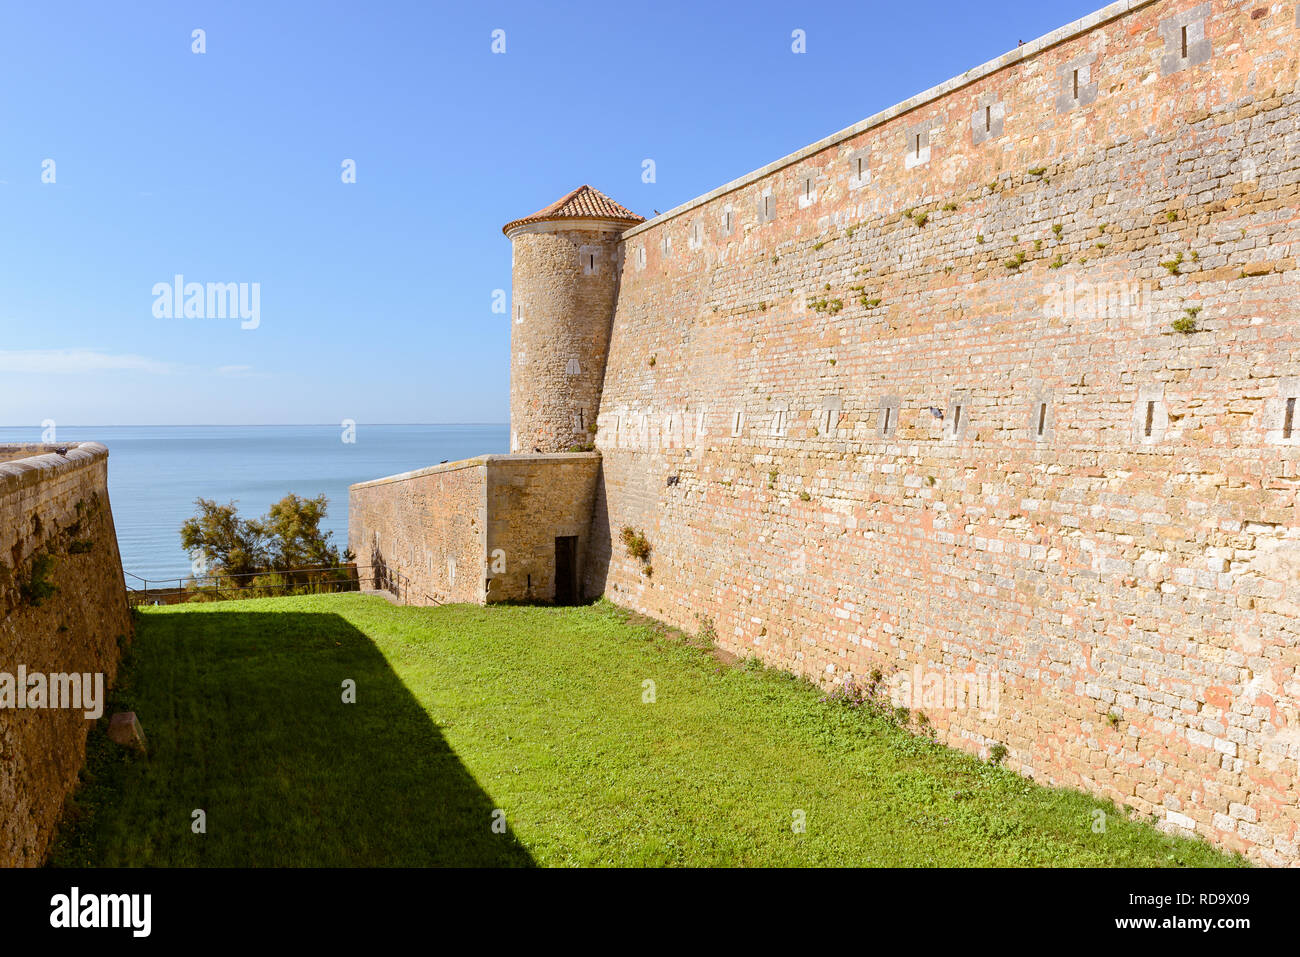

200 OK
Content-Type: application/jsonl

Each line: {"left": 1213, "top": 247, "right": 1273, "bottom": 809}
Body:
{"left": 807, "top": 297, "right": 844, "bottom": 314}
{"left": 620, "top": 526, "right": 650, "bottom": 562}
{"left": 20, "top": 554, "right": 59, "bottom": 607}
{"left": 1172, "top": 306, "right": 1201, "bottom": 334}
{"left": 620, "top": 527, "right": 653, "bottom": 576}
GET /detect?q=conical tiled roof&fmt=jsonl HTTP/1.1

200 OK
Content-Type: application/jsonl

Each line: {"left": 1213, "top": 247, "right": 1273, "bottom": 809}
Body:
{"left": 503, "top": 185, "right": 644, "bottom": 235}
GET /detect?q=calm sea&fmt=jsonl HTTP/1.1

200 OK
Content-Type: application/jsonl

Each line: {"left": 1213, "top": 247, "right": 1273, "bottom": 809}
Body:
{"left": 0, "top": 425, "right": 508, "bottom": 584}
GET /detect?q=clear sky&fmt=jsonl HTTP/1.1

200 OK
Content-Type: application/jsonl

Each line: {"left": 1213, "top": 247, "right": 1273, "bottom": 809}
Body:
{"left": 0, "top": 0, "right": 1106, "bottom": 426}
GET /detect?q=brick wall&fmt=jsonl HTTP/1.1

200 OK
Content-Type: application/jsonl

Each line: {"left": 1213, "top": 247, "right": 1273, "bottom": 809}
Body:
{"left": 486, "top": 454, "right": 601, "bottom": 602}
{"left": 509, "top": 225, "right": 624, "bottom": 453}
{"left": 349, "top": 458, "right": 489, "bottom": 604}
{"left": 589, "top": 0, "right": 1300, "bottom": 864}
{"left": 349, "top": 453, "right": 601, "bottom": 605}
{"left": 0, "top": 443, "right": 133, "bottom": 866}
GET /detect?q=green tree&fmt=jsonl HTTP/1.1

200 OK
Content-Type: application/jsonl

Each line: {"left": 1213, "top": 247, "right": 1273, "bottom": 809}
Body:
{"left": 261, "top": 493, "right": 350, "bottom": 572}
{"left": 180, "top": 498, "right": 268, "bottom": 581}
{"left": 180, "top": 494, "right": 354, "bottom": 594}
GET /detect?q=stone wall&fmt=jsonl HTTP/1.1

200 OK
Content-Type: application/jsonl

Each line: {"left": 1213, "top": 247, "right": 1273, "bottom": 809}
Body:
{"left": 349, "top": 453, "right": 601, "bottom": 605}
{"left": 589, "top": 0, "right": 1300, "bottom": 864}
{"left": 349, "top": 458, "right": 490, "bottom": 605}
{"left": 509, "top": 224, "right": 625, "bottom": 454}
{"left": 486, "top": 454, "right": 601, "bottom": 603}
{"left": 0, "top": 442, "right": 133, "bottom": 866}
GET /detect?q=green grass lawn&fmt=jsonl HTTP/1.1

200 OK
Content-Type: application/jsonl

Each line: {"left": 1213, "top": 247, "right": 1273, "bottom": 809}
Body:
{"left": 50, "top": 594, "right": 1243, "bottom": 867}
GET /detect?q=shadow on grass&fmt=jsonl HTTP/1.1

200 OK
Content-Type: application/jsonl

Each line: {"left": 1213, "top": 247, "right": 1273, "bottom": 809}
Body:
{"left": 49, "top": 610, "right": 534, "bottom": 867}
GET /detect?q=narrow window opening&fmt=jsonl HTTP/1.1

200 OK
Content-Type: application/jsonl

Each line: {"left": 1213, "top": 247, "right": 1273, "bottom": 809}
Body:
{"left": 1037, "top": 402, "right": 1047, "bottom": 436}
{"left": 952, "top": 405, "right": 963, "bottom": 434}
{"left": 985, "top": 106, "right": 991, "bottom": 133}
{"left": 1072, "top": 69, "right": 1079, "bottom": 100}
{"left": 883, "top": 407, "right": 893, "bottom": 434}
{"left": 1144, "top": 400, "right": 1155, "bottom": 438}
{"left": 856, "top": 157, "right": 865, "bottom": 179}
{"left": 588, "top": 254, "right": 595, "bottom": 271}
{"left": 576, "top": 409, "right": 584, "bottom": 432}
{"left": 915, "top": 133, "right": 921, "bottom": 157}
{"left": 1181, "top": 25, "right": 1188, "bottom": 59}
{"left": 1284, "top": 397, "right": 1296, "bottom": 439}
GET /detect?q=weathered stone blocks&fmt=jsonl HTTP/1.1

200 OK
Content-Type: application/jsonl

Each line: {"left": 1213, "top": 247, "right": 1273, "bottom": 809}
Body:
{"left": 349, "top": 454, "right": 600, "bottom": 605}
{"left": 590, "top": 0, "right": 1300, "bottom": 865}
{"left": 0, "top": 442, "right": 133, "bottom": 866}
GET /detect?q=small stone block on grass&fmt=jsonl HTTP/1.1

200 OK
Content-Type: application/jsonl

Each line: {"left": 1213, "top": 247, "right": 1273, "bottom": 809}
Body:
{"left": 107, "top": 712, "right": 148, "bottom": 753}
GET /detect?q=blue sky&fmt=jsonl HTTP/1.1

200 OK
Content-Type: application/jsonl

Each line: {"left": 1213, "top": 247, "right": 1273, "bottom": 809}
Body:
{"left": 0, "top": 0, "right": 1105, "bottom": 426}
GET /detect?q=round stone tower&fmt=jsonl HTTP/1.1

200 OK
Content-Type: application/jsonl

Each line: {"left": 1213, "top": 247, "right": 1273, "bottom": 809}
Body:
{"left": 503, "top": 185, "right": 644, "bottom": 453}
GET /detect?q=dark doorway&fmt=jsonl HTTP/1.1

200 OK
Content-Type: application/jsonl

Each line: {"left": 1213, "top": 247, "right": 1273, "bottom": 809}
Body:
{"left": 554, "top": 536, "right": 578, "bottom": 605}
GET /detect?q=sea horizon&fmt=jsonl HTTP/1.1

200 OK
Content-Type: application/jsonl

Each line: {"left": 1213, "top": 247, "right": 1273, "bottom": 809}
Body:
{"left": 0, "top": 424, "right": 510, "bottom": 584}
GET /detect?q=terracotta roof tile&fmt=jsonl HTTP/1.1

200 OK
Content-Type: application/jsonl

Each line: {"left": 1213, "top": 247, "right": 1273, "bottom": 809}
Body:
{"left": 503, "top": 185, "right": 644, "bottom": 235}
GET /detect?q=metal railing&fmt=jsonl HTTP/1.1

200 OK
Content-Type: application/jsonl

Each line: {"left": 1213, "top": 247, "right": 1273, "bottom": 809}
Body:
{"left": 123, "top": 563, "right": 441, "bottom": 607}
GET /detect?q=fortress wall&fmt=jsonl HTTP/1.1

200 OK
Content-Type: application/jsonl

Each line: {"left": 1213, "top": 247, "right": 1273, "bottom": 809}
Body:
{"left": 485, "top": 454, "right": 601, "bottom": 603}
{"left": 590, "top": 0, "right": 1300, "bottom": 863}
{"left": 350, "top": 459, "right": 489, "bottom": 605}
{"left": 350, "top": 454, "right": 602, "bottom": 606}
{"left": 0, "top": 443, "right": 132, "bottom": 866}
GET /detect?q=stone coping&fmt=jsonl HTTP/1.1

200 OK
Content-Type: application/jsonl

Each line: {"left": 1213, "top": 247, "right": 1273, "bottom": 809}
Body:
{"left": 350, "top": 451, "right": 601, "bottom": 491}
{"left": 621, "top": 0, "right": 1157, "bottom": 239}
{"left": 505, "top": 218, "right": 641, "bottom": 240}
{"left": 0, "top": 442, "right": 109, "bottom": 495}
